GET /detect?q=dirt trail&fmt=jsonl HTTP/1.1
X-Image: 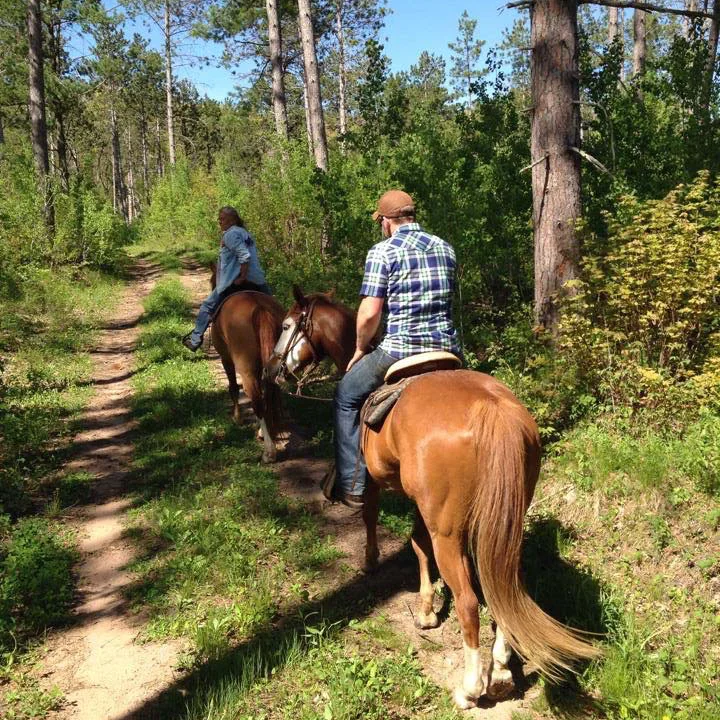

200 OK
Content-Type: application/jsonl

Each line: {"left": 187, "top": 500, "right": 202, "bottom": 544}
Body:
{"left": 41, "top": 262, "right": 183, "bottom": 720}
{"left": 180, "top": 265, "right": 533, "bottom": 718}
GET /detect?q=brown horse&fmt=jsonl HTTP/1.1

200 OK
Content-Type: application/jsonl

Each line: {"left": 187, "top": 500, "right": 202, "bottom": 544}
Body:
{"left": 266, "top": 287, "right": 599, "bottom": 709}
{"left": 208, "top": 267, "right": 285, "bottom": 462}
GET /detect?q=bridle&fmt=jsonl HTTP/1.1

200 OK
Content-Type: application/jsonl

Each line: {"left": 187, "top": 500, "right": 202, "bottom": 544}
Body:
{"left": 268, "top": 299, "right": 337, "bottom": 401}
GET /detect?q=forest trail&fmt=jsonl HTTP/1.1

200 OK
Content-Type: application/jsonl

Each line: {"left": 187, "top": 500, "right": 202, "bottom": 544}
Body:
{"left": 41, "top": 261, "right": 184, "bottom": 720}
{"left": 37, "top": 263, "right": 532, "bottom": 719}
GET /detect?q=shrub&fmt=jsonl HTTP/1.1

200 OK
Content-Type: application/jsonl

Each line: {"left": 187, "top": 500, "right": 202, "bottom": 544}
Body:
{"left": 558, "top": 172, "right": 720, "bottom": 425}
{"left": 0, "top": 519, "right": 76, "bottom": 650}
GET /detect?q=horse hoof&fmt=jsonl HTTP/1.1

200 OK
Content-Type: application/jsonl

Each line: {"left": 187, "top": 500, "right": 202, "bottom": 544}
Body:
{"left": 414, "top": 611, "right": 439, "bottom": 630}
{"left": 262, "top": 451, "right": 277, "bottom": 464}
{"left": 453, "top": 688, "right": 478, "bottom": 710}
{"left": 486, "top": 667, "right": 514, "bottom": 701}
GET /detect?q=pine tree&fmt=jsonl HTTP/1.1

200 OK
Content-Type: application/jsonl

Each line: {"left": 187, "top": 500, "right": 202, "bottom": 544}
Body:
{"left": 448, "top": 10, "right": 486, "bottom": 104}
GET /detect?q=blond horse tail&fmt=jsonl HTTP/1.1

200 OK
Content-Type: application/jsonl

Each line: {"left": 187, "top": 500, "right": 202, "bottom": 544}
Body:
{"left": 467, "top": 394, "right": 600, "bottom": 679}
{"left": 252, "top": 302, "right": 282, "bottom": 439}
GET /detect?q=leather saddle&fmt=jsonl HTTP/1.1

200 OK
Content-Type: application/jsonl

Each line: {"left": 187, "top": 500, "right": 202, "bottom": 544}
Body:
{"left": 361, "top": 351, "right": 461, "bottom": 429}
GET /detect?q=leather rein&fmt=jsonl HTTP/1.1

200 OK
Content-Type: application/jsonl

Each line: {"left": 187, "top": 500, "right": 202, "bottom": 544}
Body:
{"left": 269, "top": 300, "right": 338, "bottom": 402}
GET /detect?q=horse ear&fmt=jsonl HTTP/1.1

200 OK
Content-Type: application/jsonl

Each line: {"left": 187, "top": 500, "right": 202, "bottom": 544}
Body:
{"left": 325, "top": 287, "right": 336, "bottom": 300}
{"left": 293, "top": 284, "right": 308, "bottom": 308}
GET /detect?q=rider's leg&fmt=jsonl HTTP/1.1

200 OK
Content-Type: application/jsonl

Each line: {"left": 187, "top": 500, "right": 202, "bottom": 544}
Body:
{"left": 188, "top": 288, "right": 221, "bottom": 347}
{"left": 333, "top": 347, "right": 395, "bottom": 501}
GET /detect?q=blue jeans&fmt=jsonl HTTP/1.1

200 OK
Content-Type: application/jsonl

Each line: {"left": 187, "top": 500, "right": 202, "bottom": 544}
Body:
{"left": 334, "top": 347, "right": 396, "bottom": 496}
{"left": 190, "top": 282, "right": 272, "bottom": 345}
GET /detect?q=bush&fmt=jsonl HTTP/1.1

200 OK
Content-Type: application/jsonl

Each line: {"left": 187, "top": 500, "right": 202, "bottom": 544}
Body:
{"left": 558, "top": 172, "right": 720, "bottom": 425}
{"left": 0, "top": 519, "right": 76, "bottom": 650}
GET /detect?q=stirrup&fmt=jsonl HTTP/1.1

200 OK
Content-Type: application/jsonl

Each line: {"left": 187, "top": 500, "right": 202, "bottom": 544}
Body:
{"left": 320, "top": 463, "right": 336, "bottom": 501}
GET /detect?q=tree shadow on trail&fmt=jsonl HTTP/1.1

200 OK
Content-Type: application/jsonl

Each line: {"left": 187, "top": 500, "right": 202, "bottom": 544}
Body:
{"left": 115, "top": 502, "right": 609, "bottom": 720}
{"left": 119, "top": 544, "right": 419, "bottom": 720}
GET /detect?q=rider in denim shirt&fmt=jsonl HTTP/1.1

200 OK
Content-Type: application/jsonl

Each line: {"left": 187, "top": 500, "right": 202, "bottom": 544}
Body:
{"left": 183, "top": 206, "right": 271, "bottom": 351}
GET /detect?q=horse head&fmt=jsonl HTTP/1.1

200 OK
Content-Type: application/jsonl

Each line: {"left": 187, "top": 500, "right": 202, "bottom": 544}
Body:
{"left": 265, "top": 285, "right": 354, "bottom": 385}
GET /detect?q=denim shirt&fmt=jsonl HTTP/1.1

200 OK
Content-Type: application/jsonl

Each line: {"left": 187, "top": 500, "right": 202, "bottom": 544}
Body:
{"left": 217, "top": 226, "right": 267, "bottom": 293}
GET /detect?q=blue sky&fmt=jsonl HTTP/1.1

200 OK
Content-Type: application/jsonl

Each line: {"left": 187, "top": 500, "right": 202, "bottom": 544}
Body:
{"left": 102, "top": 2, "right": 523, "bottom": 101}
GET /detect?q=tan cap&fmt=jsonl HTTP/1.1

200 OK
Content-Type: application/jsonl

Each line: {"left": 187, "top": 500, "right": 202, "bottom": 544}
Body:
{"left": 372, "top": 189, "right": 416, "bottom": 222}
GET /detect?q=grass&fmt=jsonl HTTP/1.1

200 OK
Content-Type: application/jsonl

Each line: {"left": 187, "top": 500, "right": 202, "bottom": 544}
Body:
{"left": 539, "top": 415, "right": 720, "bottom": 719}
{"left": 5, "top": 260, "right": 715, "bottom": 719}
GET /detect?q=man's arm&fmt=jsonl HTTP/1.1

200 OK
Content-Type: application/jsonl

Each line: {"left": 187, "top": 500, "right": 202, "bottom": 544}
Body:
{"left": 346, "top": 296, "right": 384, "bottom": 371}
{"left": 224, "top": 228, "right": 251, "bottom": 284}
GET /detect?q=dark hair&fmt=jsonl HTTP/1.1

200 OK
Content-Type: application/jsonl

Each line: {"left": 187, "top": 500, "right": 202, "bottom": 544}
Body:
{"left": 219, "top": 206, "right": 245, "bottom": 228}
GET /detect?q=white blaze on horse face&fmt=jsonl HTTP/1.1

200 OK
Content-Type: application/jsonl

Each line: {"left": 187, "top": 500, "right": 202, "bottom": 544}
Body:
{"left": 274, "top": 318, "right": 309, "bottom": 374}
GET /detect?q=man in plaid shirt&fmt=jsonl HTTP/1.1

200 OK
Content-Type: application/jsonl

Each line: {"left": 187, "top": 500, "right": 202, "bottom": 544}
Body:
{"left": 327, "top": 189, "right": 460, "bottom": 509}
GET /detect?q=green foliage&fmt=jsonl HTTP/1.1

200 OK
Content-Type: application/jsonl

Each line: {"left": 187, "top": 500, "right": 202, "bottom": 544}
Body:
{"left": 0, "top": 519, "right": 76, "bottom": 651}
{"left": 137, "top": 161, "right": 218, "bottom": 265}
{"left": 0, "top": 134, "right": 130, "bottom": 285}
{"left": 558, "top": 172, "right": 720, "bottom": 424}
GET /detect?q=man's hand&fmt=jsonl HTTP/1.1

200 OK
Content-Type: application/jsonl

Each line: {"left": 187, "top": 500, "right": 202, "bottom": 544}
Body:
{"left": 346, "top": 348, "right": 367, "bottom": 372}
{"left": 345, "top": 296, "right": 384, "bottom": 372}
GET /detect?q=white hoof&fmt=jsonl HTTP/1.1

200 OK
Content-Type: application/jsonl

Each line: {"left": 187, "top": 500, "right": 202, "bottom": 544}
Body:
{"left": 414, "top": 611, "right": 439, "bottom": 629}
{"left": 453, "top": 687, "right": 477, "bottom": 710}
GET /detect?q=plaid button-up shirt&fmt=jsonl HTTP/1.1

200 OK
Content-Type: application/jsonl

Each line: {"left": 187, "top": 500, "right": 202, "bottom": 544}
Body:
{"left": 359, "top": 223, "right": 459, "bottom": 359}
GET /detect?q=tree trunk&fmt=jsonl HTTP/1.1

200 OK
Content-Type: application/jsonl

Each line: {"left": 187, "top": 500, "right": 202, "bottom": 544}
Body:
{"left": 265, "top": 0, "right": 289, "bottom": 139}
{"left": 530, "top": 0, "right": 581, "bottom": 332}
{"left": 297, "top": 0, "right": 328, "bottom": 171}
{"left": 302, "top": 79, "right": 314, "bottom": 156}
{"left": 607, "top": 6, "right": 625, "bottom": 80}
{"left": 126, "top": 129, "right": 137, "bottom": 222}
{"left": 705, "top": 0, "right": 720, "bottom": 107}
{"left": 55, "top": 117, "right": 70, "bottom": 189}
{"left": 297, "top": 20, "right": 314, "bottom": 156}
{"left": 27, "top": 0, "right": 54, "bottom": 232}
{"left": 164, "top": 0, "right": 176, "bottom": 166}
{"left": 49, "top": 19, "right": 70, "bottom": 189}
{"left": 608, "top": 6, "right": 619, "bottom": 42}
{"left": 155, "top": 117, "right": 164, "bottom": 176}
{"left": 140, "top": 113, "right": 150, "bottom": 204}
{"left": 336, "top": 1, "right": 348, "bottom": 141}
{"left": 110, "top": 105, "right": 128, "bottom": 221}
{"left": 0, "top": 113, "right": 4, "bottom": 144}
{"left": 685, "top": 0, "right": 698, "bottom": 38}
{"left": 633, "top": 9, "right": 646, "bottom": 77}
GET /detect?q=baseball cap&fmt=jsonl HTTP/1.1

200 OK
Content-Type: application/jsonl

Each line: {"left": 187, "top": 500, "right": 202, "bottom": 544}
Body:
{"left": 372, "top": 189, "right": 416, "bottom": 222}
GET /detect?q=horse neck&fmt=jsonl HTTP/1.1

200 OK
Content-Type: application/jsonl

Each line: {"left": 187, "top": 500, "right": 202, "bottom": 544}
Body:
{"left": 315, "top": 303, "right": 356, "bottom": 373}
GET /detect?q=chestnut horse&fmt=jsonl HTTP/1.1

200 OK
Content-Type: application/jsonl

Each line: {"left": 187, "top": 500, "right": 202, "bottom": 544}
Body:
{"left": 266, "top": 288, "right": 599, "bottom": 709}
{"left": 208, "top": 267, "right": 284, "bottom": 462}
